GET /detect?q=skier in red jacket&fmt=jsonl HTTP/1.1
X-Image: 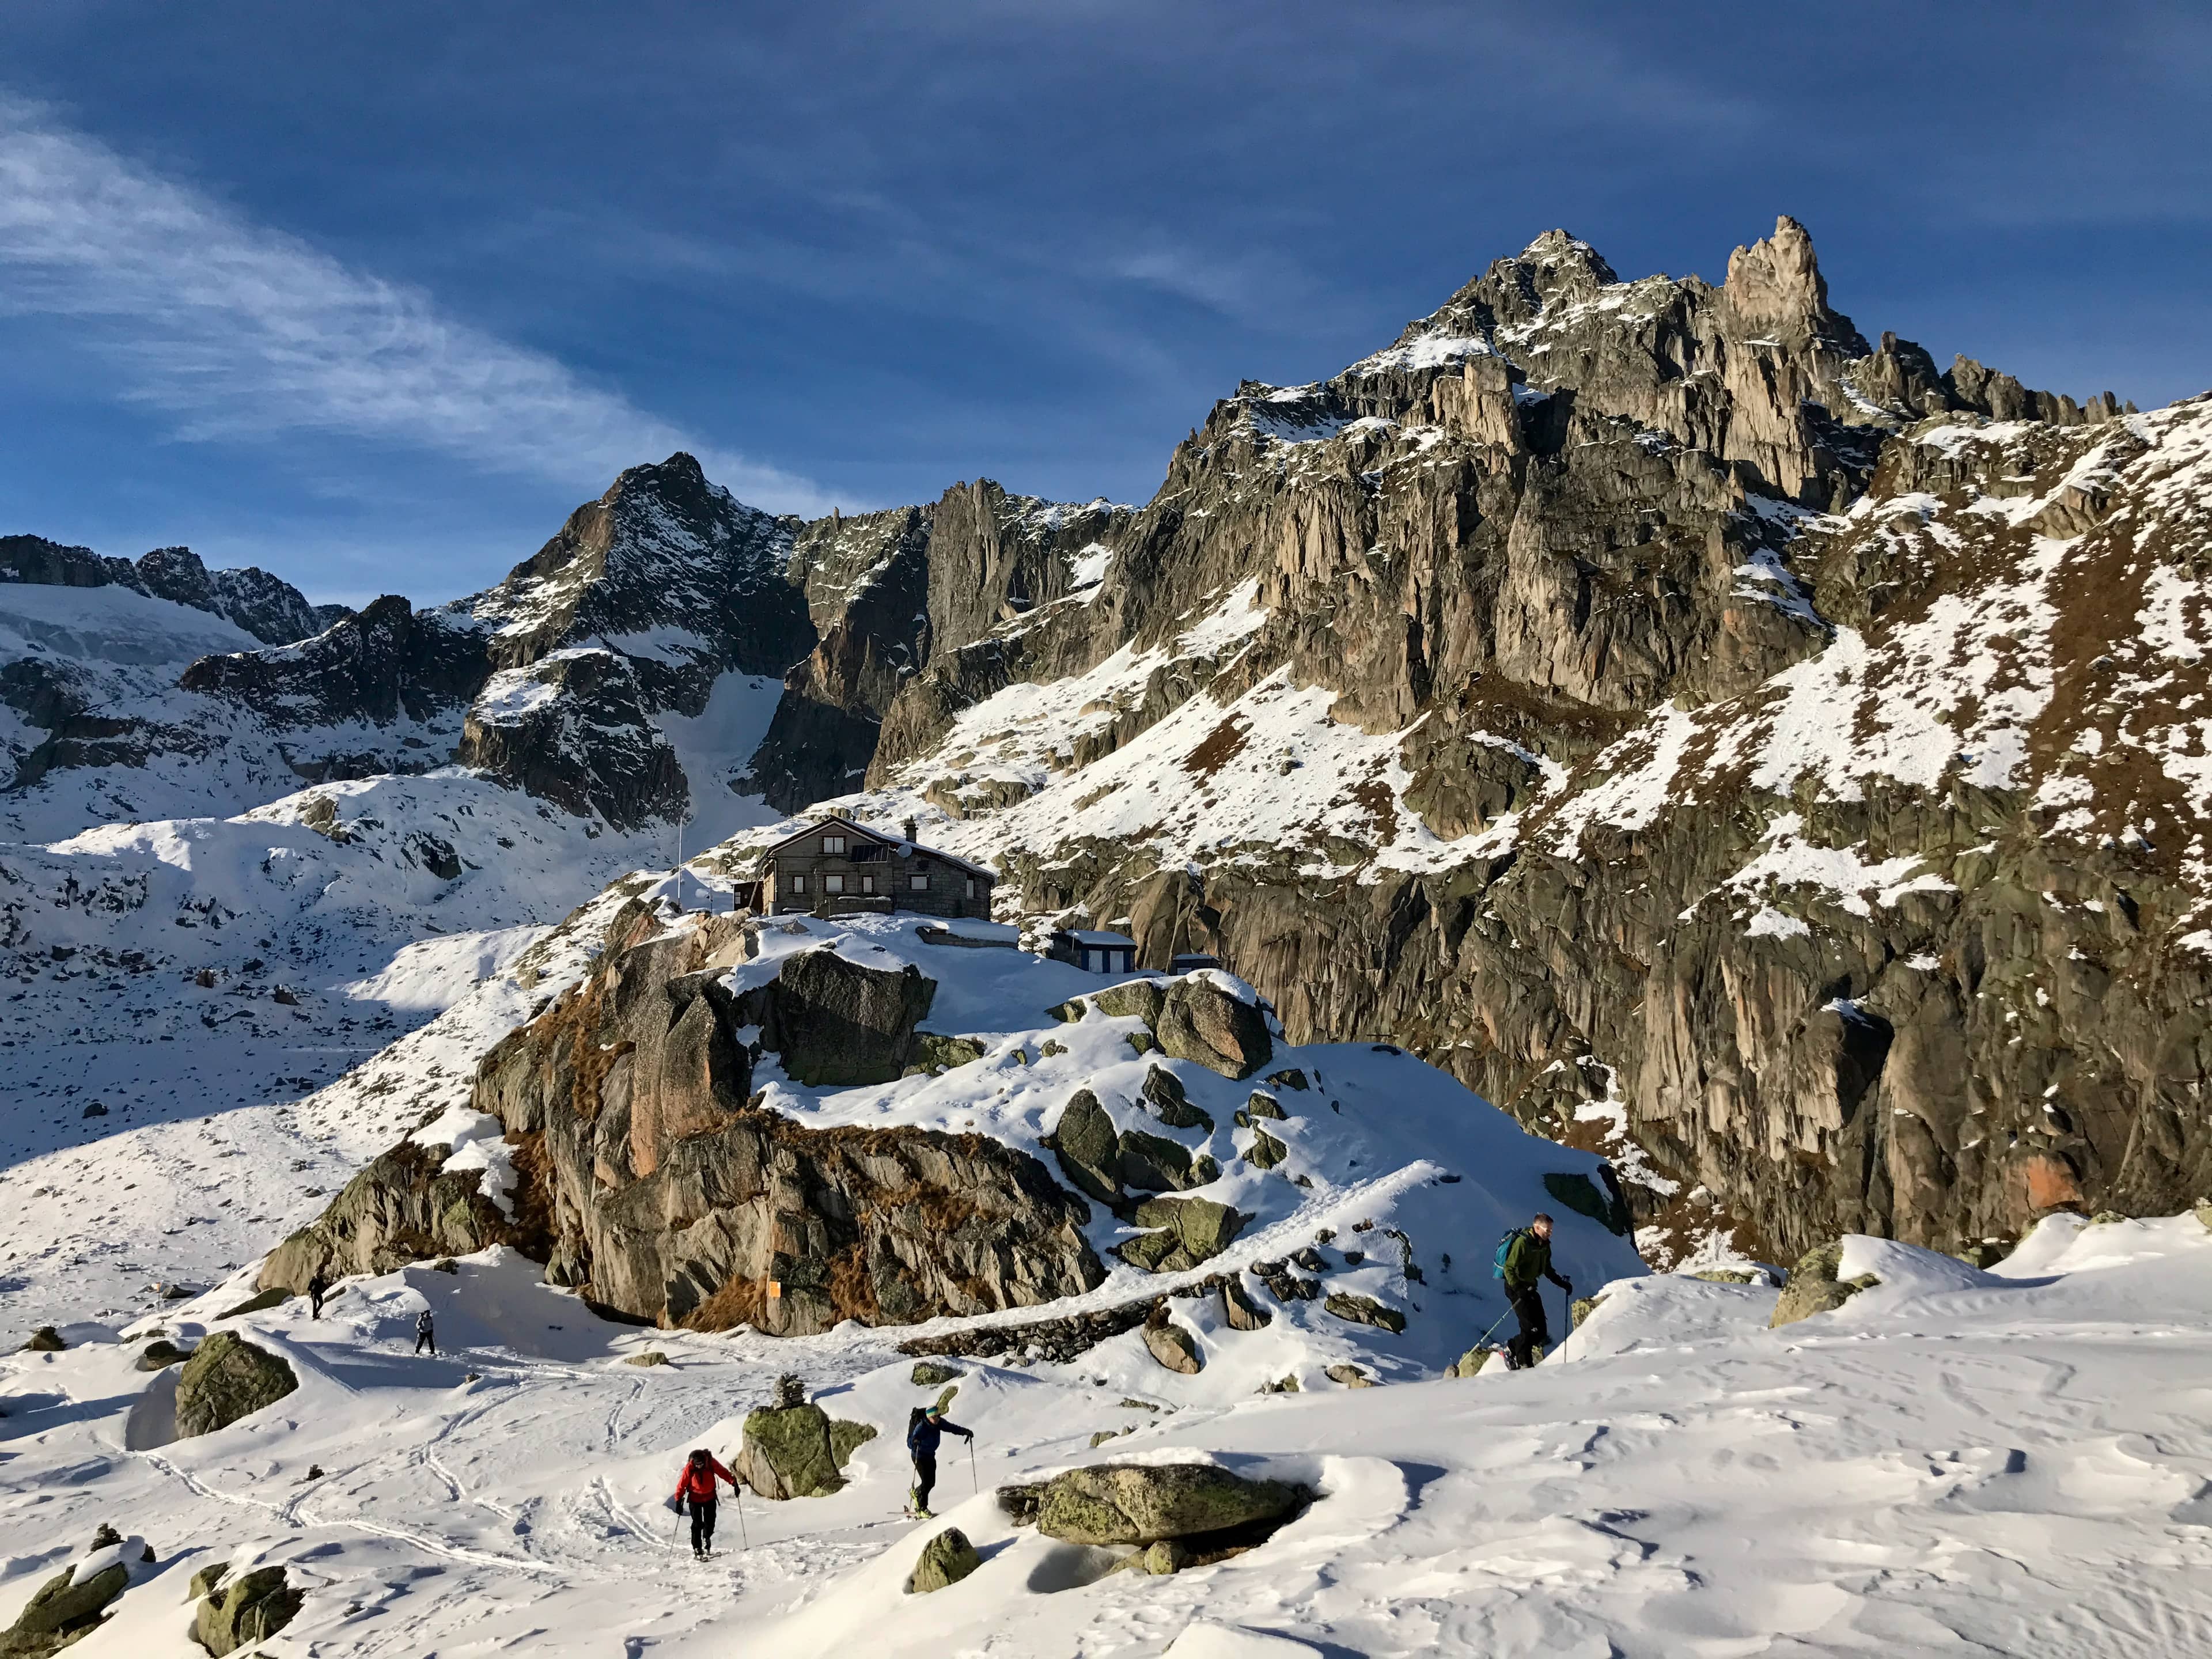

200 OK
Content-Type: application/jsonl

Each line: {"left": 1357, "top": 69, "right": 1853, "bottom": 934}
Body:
{"left": 672, "top": 1448, "right": 739, "bottom": 1559}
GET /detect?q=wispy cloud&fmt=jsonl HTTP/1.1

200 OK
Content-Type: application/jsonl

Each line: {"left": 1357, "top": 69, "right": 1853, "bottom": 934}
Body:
{"left": 0, "top": 99, "right": 836, "bottom": 515}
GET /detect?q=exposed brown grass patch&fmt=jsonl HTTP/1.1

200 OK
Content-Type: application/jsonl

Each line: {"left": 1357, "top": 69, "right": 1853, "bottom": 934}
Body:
{"left": 1182, "top": 713, "right": 1251, "bottom": 778}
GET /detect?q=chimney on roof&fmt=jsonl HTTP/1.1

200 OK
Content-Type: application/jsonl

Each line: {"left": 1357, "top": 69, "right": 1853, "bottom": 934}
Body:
{"left": 903, "top": 817, "right": 919, "bottom": 844}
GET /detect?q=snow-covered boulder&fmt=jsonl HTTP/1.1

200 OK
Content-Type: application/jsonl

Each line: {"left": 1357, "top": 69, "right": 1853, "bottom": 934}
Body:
{"left": 769, "top": 946, "right": 937, "bottom": 1086}
{"left": 1, "top": 1535, "right": 135, "bottom": 1657}
{"left": 191, "top": 1565, "right": 302, "bottom": 1657}
{"left": 1029, "top": 1463, "right": 1304, "bottom": 1546}
{"left": 1768, "top": 1240, "right": 1880, "bottom": 1327}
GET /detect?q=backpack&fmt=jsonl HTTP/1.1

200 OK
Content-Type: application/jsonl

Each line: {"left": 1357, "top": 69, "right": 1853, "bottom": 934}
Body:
{"left": 1492, "top": 1228, "right": 1528, "bottom": 1280}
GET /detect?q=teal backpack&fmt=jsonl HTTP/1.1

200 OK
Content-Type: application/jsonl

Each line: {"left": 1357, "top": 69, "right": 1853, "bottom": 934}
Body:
{"left": 1492, "top": 1227, "right": 1528, "bottom": 1279}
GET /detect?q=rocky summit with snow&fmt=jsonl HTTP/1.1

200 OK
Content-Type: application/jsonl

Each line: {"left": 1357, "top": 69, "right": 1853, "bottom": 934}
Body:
{"left": 2, "top": 217, "right": 2210, "bottom": 1656}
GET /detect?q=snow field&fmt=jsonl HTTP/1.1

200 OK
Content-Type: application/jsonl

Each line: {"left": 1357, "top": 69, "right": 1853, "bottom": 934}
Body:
{"left": 0, "top": 771, "right": 702, "bottom": 1345}
{"left": 4, "top": 1218, "right": 2207, "bottom": 1656}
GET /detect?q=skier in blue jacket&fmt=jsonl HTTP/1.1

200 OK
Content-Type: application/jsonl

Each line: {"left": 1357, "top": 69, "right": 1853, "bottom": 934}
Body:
{"left": 906, "top": 1403, "right": 974, "bottom": 1519}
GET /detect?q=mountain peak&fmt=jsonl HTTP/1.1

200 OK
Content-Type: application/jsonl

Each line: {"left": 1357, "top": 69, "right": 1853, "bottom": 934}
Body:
{"left": 1722, "top": 213, "right": 1868, "bottom": 355}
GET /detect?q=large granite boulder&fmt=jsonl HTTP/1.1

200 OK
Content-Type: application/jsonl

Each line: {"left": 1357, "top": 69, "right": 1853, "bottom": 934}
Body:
{"left": 174, "top": 1332, "right": 297, "bottom": 1438}
{"left": 1051, "top": 979, "right": 1167, "bottom": 1027}
{"left": 1032, "top": 1464, "right": 1302, "bottom": 1546}
{"left": 736, "top": 1388, "right": 878, "bottom": 1500}
{"left": 1051, "top": 1089, "right": 1126, "bottom": 1207}
{"left": 771, "top": 948, "right": 937, "bottom": 1086}
{"left": 1769, "top": 1241, "right": 1880, "bottom": 1328}
{"left": 1050, "top": 1090, "right": 1219, "bottom": 1209}
{"left": 1118, "top": 1131, "right": 1218, "bottom": 1195}
{"left": 1154, "top": 977, "right": 1272, "bottom": 1080}
{"left": 191, "top": 1565, "right": 302, "bottom": 1657}
{"left": 1051, "top": 976, "right": 1269, "bottom": 1081}
{"left": 260, "top": 1141, "right": 515, "bottom": 1292}
{"left": 1142, "top": 1315, "right": 1202, "bottom": 1374}
{"left": 1117, "top": 1196, "right": 1246, "bottom": 1274}
{"left": 2, "top": 1548, "right": 131, "bottom": 1657}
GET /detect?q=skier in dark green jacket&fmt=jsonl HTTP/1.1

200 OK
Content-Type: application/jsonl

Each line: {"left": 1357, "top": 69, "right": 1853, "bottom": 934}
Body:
{"left": 1501, "top": 1211, "right": 1573, "bottom": 1370}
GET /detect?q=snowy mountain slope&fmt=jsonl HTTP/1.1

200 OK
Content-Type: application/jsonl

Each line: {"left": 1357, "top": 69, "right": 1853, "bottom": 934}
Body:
{"left": 0, "top": 783, "right": 706, "bottom": 1343}
{"left": 3, "top": 1204, "right": 2205, "bottom": 1656}
{"left": 2, "top": 454, "right": 812, "bottom": 843}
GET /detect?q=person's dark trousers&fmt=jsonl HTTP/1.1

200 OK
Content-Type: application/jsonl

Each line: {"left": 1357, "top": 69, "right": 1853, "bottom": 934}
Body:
{"left": 310, "top": 1293, "right": 324, "bottom": 1318}
{"left": 415, "top": 1331, "right": 435, "bottom": 1355}
{"left": 1508, "top": 1285, "right": 1550, "bottom": 1369}
{"left": 690, "top": 1497, "right": 717, "bottom": 1554}
{"left": 912, "top": 1455, "right": 937, "bottom": 1512}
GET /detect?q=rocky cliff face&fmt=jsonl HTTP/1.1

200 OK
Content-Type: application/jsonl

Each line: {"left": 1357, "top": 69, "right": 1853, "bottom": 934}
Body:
{"left": 707, "top": 217, "right": 2202, "bottom": 1264}
{"left": 276, "top": 902, "right": 1108, "bottom": 1332}
{"left": 743, "top": 486, "right": 1133, "bottom": 812}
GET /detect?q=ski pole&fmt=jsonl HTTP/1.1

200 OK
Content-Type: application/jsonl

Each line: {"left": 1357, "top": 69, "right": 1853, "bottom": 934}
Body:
{"left": 969, "top": 1441, "right": 978, "bottom": 1498}
{"left": 729, "top": 1455, "right": 749, "bottom": 1551}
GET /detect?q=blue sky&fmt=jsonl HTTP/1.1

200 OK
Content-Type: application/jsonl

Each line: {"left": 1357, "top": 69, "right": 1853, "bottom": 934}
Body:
{"left": 0, "top": 2, "right": 2204, "bottom": 607}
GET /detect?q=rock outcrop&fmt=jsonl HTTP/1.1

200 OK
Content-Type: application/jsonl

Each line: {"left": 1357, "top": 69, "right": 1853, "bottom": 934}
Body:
{"left": 1768, "top": 1241, "right": 1879, "bottom": 1328}
{"left": 175, "top": 1332, "right": 297, "bottom": 1437}
{"left": 0, "top": 1528, "right": 143, "bottom": 1658}
{"left": 259, "top": 1141, "right": 528, "bottom": 1294}
{"left": 191, "top": 1565, "right": 302, "bottom": 1657}
{"left": 905, "top": 1526, "right": 982, "bottom": 1593}
{"left": 286, "top": 906, "right": 1103, "bottom": 1333}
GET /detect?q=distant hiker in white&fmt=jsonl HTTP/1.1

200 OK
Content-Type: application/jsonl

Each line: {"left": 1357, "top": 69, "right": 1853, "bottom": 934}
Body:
{"left": 414, "top": 1309, "right": 436, "bottom": 1355}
